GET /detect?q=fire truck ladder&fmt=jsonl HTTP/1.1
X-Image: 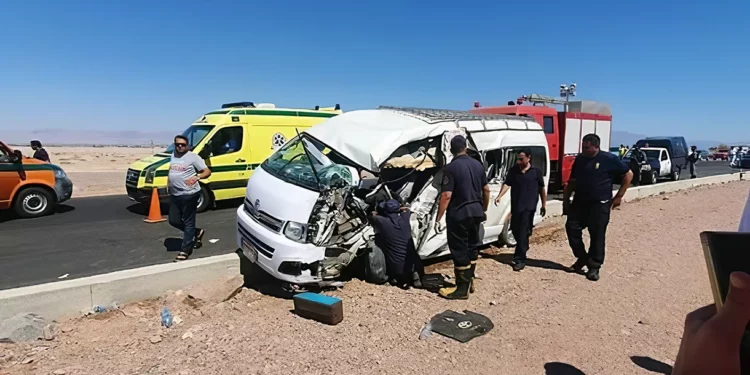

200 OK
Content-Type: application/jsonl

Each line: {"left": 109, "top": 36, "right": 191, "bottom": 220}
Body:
{"left": 515, "top": 94, "right": 569, "bottom": 106}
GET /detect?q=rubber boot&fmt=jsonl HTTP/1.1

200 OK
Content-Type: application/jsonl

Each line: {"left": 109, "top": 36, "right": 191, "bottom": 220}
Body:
{"left": 469, "top": 261, "right": 477, "bottom": 293}
{"left": 439, "top": 266, "right": 471, "bottom": 300}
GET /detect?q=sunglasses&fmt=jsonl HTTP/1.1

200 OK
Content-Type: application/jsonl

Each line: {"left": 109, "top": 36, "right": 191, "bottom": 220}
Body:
{"left": 174, "top": 143, "right": 188, "bottom": 148}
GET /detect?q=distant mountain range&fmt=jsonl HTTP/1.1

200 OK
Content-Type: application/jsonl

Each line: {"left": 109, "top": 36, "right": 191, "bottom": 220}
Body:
{"left": 4, "top": 129, "right": 177, "bottom": 146}
{"left": 2, "top": 128, "right": 744, "bottom": 151}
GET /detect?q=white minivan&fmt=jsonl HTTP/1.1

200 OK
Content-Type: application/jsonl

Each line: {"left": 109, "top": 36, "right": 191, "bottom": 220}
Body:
{"left": 236, "top": 107, "right": 550, "bottom": 285}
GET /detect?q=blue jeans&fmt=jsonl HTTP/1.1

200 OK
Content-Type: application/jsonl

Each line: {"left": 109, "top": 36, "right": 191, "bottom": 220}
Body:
{"left": 168, "top": 192, "right": 201, "bottom": 253}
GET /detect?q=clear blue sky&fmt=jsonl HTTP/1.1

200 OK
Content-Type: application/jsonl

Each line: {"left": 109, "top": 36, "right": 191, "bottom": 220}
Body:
{"left": 1, "top": 0, "right": 748, "bottom": 141}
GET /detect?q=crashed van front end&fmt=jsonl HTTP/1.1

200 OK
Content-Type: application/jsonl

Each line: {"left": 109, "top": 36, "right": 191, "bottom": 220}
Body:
{"left": 236, "top": 134, "right": 376, "bottom": 285}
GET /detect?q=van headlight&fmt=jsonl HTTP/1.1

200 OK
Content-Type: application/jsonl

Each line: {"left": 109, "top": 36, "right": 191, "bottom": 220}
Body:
{"left": 284, "top": 221, "right": 308, "bottom": 243}
{"left": 54, "top": 169, "right": 67, "bottom": 179}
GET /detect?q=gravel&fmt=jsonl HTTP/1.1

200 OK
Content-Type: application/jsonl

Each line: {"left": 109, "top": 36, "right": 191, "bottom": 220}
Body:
{"left": 1, "top": 181, "right": 747, "bottom": 375}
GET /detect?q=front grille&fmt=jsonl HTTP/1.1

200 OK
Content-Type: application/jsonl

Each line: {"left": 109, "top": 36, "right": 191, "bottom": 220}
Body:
{"left": 238, "top": 223, "right": 274, "bottom": 259}
{"left": 126, "top": 169, "right": 140, "bottom": 186}
{"left": 244, "top": 198, "right": 284, "bottom": 233}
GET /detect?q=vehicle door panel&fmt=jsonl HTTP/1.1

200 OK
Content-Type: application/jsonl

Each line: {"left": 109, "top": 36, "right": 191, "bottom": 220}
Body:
{"left": 660, "top": 150, "right": 670, "bottom": 177}
{"left": 201, "top": 125, "right": 247, "bottom": 199}
{"left": 0, "top": 157, "right": 21, "bottom": 209}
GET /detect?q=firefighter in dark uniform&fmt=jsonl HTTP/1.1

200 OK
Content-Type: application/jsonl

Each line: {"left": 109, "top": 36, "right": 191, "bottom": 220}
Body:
{"left": 564, "top": 134, "right": 633, "bottom": 281}
{"left": 494, "top": 148, "right": 547, "bottom": 271}
{"left": 435, "top": 135, "right": 490, "bottom": 300}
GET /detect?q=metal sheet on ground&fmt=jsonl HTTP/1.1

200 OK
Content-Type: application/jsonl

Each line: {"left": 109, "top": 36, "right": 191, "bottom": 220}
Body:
{"left": 430, "top": 310, "right": 494, "bottom": 343}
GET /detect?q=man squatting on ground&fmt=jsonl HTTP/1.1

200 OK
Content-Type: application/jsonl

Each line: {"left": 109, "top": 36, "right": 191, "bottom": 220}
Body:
{"left": 564, "top": 134, "right": 633, "bottom": 281}
{"left": 494, "top": 148, "right": 547, "bottom": 271}
{"left": 369, "top": 199, "right": 424, "bottom": 289}
{"left": 168, "top": 135, "right": 211, "bottom": 261}
{"left": 435, "top": 135, "right": 490, "bottom": 300}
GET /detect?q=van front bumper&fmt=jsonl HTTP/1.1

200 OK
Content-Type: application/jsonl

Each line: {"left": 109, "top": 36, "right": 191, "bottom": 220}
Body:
{"left": 54, "top": 177, "right": 73, "bottom": 204}
{"left": 236, "top": 206, "right": 325, "bottom": 284}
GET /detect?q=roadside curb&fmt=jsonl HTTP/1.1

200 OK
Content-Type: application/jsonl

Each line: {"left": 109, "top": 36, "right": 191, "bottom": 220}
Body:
{"left": 0, "top": 253, "right": 239, "bottom": 321}
{"left": 0, "top": 172, "right": 745, "bottom": 322}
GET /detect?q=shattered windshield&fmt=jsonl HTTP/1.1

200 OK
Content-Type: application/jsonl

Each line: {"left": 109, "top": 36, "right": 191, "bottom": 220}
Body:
{"left": 262, "top": 135, "right": 353, "bottom": 191}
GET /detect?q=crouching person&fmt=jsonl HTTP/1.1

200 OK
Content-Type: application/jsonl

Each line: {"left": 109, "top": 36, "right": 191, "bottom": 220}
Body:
{"left": 369, "top": 199, "right": 424, "bottom": 289}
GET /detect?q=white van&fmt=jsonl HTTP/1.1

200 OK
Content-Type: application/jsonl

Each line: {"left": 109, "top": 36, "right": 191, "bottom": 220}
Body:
{"left": 236, "top": 107, "right": 550, "bottom": 285}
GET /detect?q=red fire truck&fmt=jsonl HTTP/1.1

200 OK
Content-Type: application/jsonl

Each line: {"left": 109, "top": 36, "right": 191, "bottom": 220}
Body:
{"left": 471, "top": 94, "right": 612, "bottom": 191}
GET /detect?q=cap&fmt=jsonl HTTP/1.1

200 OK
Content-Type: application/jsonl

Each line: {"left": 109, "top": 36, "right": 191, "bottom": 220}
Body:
{"left": 450, "top": 135, "right": 467, "bottom": 153}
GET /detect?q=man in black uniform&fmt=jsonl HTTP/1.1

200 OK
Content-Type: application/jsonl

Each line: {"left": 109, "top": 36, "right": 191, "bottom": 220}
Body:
{"left": 435, "top": 135, "right": 490, "bottom": 300}
{"left": 369, "top": 199, "right": 424, "bottom": 289}
{"left": 494, "top": 148, "right": 547, "bottom": 271}
{"left": 564, "top": 134, "right": 633, "bottom": 281}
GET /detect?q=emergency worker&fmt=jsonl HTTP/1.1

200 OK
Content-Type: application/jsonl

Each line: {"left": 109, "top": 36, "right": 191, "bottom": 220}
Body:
{"left": 563, "top": 134, "right": 633, "bottom": 281}
{"left": 435, "top": 135, "right": 490, "bottom": 299}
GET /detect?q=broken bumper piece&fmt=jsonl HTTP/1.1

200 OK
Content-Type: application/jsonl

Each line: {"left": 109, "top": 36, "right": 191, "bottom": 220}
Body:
{"left": 236, "top": 206, "right": 325, "bottom": 285}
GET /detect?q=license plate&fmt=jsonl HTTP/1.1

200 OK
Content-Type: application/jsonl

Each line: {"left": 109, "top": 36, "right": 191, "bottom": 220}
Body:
{"left": 241, "top": 238, "right": 258, "bottom": 263}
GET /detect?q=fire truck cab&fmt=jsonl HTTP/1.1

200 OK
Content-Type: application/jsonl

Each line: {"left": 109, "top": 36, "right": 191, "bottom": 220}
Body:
{"left": 471, "top": 95, "right": 612, "bottom": 191}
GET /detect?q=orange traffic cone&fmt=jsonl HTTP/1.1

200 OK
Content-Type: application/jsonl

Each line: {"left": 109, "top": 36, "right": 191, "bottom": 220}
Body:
{"left": 144, "top": 187, "right": 166, "bottom": 223}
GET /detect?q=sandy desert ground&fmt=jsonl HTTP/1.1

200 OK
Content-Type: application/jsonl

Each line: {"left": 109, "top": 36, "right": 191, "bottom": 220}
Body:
{"left": 16, "top": 146, "right": 156, "bottom": 197}
{"left": 1, "top": 181, "right": 748, "bottom": 375}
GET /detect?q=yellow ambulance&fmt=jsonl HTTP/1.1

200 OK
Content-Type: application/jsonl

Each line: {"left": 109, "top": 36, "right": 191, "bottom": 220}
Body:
{"left": 126, "top": 102, "right": 342, "bottom": 212}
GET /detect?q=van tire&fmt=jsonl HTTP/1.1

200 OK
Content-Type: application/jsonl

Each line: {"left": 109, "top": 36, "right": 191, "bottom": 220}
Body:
{"left": 14, "top": 186, "right": 55, "bottom": 219}
{"left": 501, "top": 219, "right": 517, "bottom": 248}
{"left": 196, "top": 187, "right": 213, "bottom": 213}
{"left": 363, "top": 245, "right": 388, "bottom": 284}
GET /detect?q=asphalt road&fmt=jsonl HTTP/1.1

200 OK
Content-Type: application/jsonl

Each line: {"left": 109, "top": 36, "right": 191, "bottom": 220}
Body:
{"left": 0, "top": 161, "right": 735, "bottom": 291}
{"left": 0, "top": 196, "right": 241, "bottom": 290}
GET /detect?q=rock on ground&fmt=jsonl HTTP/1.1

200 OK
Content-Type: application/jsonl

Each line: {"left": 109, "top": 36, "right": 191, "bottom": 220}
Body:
{"left": 0, "top": 313, "right": 48, "bottom": 343}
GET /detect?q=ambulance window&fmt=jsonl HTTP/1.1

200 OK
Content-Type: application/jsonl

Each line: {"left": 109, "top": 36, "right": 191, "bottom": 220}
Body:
{"left": 209, "top": 126, "right": 244, "bottom": 156}
{"left": 543, "top": 116, "right": 554, "bottom": 134}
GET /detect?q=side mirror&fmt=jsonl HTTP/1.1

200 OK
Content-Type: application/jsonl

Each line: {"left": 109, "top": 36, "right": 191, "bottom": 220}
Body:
{"left": 198, "top": 142, "right": 212, "bottom": 159}
{"left": 12, "top": 150, "right": 23, "bottom": 164}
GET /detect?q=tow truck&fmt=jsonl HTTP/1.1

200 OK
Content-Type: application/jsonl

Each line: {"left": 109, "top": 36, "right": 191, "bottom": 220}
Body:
{"left": 471, "top": 93, "right": 612, "bottom": 191}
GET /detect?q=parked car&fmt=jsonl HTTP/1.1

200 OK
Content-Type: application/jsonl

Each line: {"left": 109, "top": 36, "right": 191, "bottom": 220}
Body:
{"left": 635, "top": 137, "right": 688, "bottom": 180}
{"left": 623, "top": 147, "right": 673, "bottom": 185}
{"left": 235, "top": 107, "right": 550, "bottom": 285}
{"left": 0, "top": 141, "right": 73, "bottom": 218}
{"left": 731, "top": 153, "right": 750, "bottom": 169}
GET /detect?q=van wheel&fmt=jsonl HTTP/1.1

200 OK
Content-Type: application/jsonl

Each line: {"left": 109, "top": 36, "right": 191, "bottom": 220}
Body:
{"left": 196, "top": 187, "right": 213, "bottom": 213}
{"left": 362, "top": 245, "right": 388, "bottom": 284}
{"left": 14, "top": 187, "right": 54, "bottom": 218}
{"left": 501, "top": 219, "right": 517, "bottom": 248}
{"left": 671, "top": 168, "right": 680, "bottom": 181}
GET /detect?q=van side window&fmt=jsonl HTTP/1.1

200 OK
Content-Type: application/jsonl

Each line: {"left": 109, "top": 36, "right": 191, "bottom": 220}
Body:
{"left": 209, "top": 126, "right": 244, "bottom": 156}
{"left": 542, "top": 116, "right": 555, "bottom": 134}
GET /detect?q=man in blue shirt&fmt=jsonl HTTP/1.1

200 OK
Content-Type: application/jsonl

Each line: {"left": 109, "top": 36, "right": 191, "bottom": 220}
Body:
{"left": 494, "top": 148, "right": 547, "bottom": 271}
{"left": 564, "top": 134, "right": 633, "bottom": 281}
{"left": 435, "top": 135, "right": 490, "bottom": 300}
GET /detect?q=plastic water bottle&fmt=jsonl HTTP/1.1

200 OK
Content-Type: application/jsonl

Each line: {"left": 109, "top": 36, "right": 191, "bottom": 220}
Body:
{"left": 740, "top": 190, "right": 750, "bottom": 232}
{"left": 93, "top": 305, "right": 107, "bottom": 313}
{"left": 161, "top": 307, "right": 173, "bottom": 328}
{"left": 419, "top": 322, "right": 433, "bottom": 340}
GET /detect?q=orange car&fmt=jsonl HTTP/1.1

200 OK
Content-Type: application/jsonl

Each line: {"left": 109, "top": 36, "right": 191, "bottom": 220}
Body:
{"left": 0, "top": 141, "right": 73, "bottom": 218}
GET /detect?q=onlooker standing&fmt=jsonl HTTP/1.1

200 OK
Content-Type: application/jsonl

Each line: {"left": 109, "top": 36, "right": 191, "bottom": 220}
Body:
{"left": 30, "top": 140, "right": 50, "bottom": 162}
{"left": 435, "top": 135, "right": 490, "bottom": 300}
{"left": 168, "top": 135, "right": 211, "bottom": 261}
{"left": 688, "top": 145, "right": 699, "bottom": 179}
{"left": 563, "top": 134, "right": 633, "bottom": 281}
{"left": 493, "top": 148, "right": 547, "bottom": 271}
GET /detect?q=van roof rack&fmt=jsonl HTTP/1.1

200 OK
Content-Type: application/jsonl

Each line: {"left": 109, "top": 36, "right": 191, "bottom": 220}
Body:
{"left": 314, "top": 104, "right": 342, "bottom": 111}
{"left": 379, "top": 106, "right": 528, "bottom": 123}
{"left": 221, "top": 102, "right": 255, "bottom": 109}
